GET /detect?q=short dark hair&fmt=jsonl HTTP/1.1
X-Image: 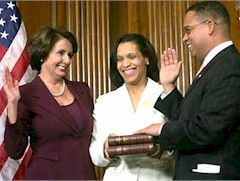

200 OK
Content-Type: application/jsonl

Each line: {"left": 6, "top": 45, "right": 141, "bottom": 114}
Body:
{"left": 187, "top": 1, "right": 230, "bottom": 29}
{"left": 110, "top": 33, "right": 159, "bottom": 88}
{"left": 28, "top": 26, "right": 78, "bottom": 72}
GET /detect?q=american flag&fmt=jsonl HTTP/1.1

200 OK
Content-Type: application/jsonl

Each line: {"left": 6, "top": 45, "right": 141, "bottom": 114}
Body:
{"left": 0, "top": 1, "right": 36, "bottom": 180}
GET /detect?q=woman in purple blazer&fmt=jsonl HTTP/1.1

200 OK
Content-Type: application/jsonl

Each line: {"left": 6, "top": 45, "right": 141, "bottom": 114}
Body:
{"left": 3, "top": 26, "right": 96, "bottom": 180}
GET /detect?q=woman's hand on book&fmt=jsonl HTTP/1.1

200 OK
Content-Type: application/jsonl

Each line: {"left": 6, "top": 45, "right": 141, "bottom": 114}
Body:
{"left": 104, "top": 133, "right": 119, "bottom": 160}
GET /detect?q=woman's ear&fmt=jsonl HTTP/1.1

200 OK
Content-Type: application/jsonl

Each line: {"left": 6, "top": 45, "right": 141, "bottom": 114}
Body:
{"left": 145, "top": 58, "right": 149, "bottom": 65}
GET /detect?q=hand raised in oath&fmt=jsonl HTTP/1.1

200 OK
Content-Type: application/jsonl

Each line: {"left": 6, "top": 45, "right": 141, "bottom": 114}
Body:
{"left": 2, "top": 66, "right": 20, "bottom": 124}
{"left": 160, "top": 48, "right": 182, "bottom": 93}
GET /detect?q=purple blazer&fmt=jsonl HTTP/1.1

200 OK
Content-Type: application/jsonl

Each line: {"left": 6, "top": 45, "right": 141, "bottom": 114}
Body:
{"left": 4, "top": 76, "right": 96, "bottom": 180}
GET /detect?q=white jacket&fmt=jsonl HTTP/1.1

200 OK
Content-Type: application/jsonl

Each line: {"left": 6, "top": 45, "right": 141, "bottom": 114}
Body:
{"left": 90, "top": 78, "right": 174, "bottom": 181}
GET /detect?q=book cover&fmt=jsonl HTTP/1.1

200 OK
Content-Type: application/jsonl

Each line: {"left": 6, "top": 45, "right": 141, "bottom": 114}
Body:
{"left": 108, "top": 143, "right": 157, "bottom": 158}
{"left": 108, "top": 134, "right": 154, "bottom": 146}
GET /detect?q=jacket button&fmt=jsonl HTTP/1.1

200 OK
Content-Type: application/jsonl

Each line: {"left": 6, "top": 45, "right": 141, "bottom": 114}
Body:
{"left": 73, "top": 133, "right": 80, "bottom": 140}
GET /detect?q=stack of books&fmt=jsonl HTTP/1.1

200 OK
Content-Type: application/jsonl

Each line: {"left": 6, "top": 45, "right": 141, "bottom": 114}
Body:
{"left": 107, "top": 134, "right": 157, "bottom": 158}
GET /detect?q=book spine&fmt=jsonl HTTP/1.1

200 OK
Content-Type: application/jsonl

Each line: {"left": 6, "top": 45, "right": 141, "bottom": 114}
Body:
{"left": 108, "top": 143, "right": 157, "bottom": 158}
{"left": 108, "top": 134, "right": 153, "bottom": 146}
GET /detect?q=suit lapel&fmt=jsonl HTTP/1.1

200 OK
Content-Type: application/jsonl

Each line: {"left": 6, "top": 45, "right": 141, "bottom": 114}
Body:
{"left": 177, "top": 45, "right": 238, "bottom": 115}
{"left": 185, "top": 66, "right": 207, "bottom": 97}
{"left": 33, "top": 77, "right": 79, "bottom": 132}
{"left": 185, "top": 45, "right": 237, "bottom": 97}
{"left": 65, "top": 80, "right": 93, "bottom": 131}
{"left": 67, "top": 81, "right": 84, "bottom": 110}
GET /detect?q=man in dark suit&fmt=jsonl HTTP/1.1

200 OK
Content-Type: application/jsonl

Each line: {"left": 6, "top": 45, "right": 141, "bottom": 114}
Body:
{"left": 136, "top": 1, "right": 240, "bottom": 180}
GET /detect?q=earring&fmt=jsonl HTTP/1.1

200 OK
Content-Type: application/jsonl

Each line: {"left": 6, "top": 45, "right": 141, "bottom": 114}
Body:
{"left": 146, "top": 62, "right": 149, "bottom": 65}
{"left": 40, "top": 59, "right": 43, "bottom": 62}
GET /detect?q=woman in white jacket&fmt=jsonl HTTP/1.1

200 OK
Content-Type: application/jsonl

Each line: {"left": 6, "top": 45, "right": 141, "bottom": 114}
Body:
{"left": 90, "top": 33, "right": 174, "bottom": 181}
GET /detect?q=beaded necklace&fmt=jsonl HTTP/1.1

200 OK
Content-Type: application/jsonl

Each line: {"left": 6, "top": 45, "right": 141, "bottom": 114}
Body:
{"left": 52, "top": 79, "right": 66, "bottom": 97}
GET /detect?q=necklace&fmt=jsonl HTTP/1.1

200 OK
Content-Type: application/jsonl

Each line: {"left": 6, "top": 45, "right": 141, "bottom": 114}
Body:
{"left": 52, "top": 79, "right": 66, "bottom": 97}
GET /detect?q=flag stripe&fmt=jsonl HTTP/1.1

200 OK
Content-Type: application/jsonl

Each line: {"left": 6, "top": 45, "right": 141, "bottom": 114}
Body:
{"left": 0, "top": 22, "right": 27, "bottom": 83}
{"left": 0, "top": 22, "right": 28, "bottom": 115}
{"left": 0, "top": 1, "right": 35, "bottom": 180}
{"left": 1, "top": 153, "right": 23, "bottom": 180}
{"left": 0, "top": 142, "right": 8, "bottom": 171}
{"left": 0, "top": 46, "right": 7, "bottom": 62}
{"left": 10, "top": 44, "right": 29, "bottom": 83}
{"left": 0, "top": 45, "right": 28, "bottom": 118}
{"left": 3, "top": 22, "right": 28, "bottom": 72}
{"left": 0, "top": 89, "right": 7, "bottom": 121}
{"left": 13, "top": 147, "right": 32, "bottom": 180}
{"left": 0, "top": 109, "right": 6, "bottom": 144}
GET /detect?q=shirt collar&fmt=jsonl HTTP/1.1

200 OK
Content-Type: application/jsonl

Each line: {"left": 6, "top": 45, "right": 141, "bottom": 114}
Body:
{"left": 202, "top": 40, "right": 233, "bottom": 67}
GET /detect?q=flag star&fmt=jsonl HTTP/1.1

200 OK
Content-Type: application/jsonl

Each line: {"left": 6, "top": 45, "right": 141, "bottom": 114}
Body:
{"left": 7, "top": 1, "right": 15, "bottom": 10}
{"left": 0, "top": 18, "right": 6, "bottom": 26}
{"left": 10, "top": 14, "right": 18, "bottom": 22}
{"left": 0, "top": 31, "right": 9, "bottom": 39}
{"left": 0, "top": 8, "right": 4, "bottom": 14}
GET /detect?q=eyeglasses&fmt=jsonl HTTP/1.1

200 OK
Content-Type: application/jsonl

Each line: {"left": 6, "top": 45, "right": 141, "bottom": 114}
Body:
{"left": 183, "top": 20, "right": 218, "bottom": 35}
{"left": 183, "top": 20, "right": 209, "bottom": 35}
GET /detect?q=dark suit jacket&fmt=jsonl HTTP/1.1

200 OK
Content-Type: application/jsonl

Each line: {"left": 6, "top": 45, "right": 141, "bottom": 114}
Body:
{"left": 155, "top": 45, "right": 240, "bottom": 180}
{"left": 4, "top": 76, "right": 96, "bottom": 180}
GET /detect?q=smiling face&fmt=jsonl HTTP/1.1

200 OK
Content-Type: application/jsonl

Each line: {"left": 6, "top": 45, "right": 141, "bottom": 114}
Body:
{"left": 41, "top": 38, "right": 73, "bottom": 80}
{"left": 116, "top": 42, "right": 148, "bottom": 86}
{"left": 183, "top": 11, "right": 211, "bottom": 60}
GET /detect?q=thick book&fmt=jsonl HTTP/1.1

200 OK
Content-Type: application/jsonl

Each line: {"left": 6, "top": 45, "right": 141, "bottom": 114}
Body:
{"left": 108, "top": 134, "right": 154, "bottom": 146}
{"left": 108, "top": 143, "right": 157, "bottom": 158}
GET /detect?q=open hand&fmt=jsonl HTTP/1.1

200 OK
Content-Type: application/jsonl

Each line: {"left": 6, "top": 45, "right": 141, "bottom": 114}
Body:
{"left": 3, "top": 66, "right": 20, "bottom": 103}
{"left": 160, "top": 48, "right": 182, "bottom": 93}
{"left": 2, "top": 66, "right": 20, "bottom": 124}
